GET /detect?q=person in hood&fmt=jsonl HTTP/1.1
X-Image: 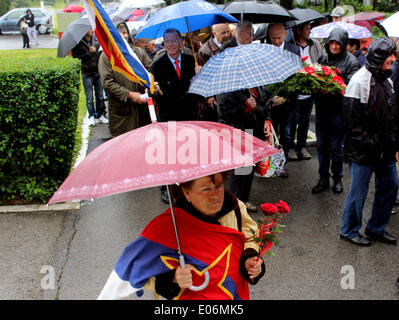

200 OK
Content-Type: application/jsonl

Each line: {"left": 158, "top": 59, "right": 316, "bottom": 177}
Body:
{"left": 312, "top": 28, "right": 361, "bottom": 195}
{"left": 339, "top": 37, "right": 398, "bottom": 246}
{"left": 98, "top": 21, "right": 153, "bottom": 137}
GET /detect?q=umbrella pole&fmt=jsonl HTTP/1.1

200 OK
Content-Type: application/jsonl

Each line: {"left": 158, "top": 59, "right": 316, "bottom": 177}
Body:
{"left": 184, "top": 17, "right": 199, "bottom": 67}
{"left": 165, "top": 184, "right": 186, "bottom": 268}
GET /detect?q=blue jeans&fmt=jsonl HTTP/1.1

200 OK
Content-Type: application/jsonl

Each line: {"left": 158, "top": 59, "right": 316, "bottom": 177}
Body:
{"left": 82, "top": 73, "right": 104, "bottom": 119}
{"left": 315, "top": 105, "right": 343, "bottom": 181}
{"left": 291, "top": 96, "right": 313, "bottom": 151}
{"left": 340, "top": 161, "right": 398, "bottom": 238}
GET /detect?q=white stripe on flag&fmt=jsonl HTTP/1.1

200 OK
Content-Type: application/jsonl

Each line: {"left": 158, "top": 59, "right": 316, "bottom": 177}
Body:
{"left": 97, "top": 270, "right": 141, "bottom": 300}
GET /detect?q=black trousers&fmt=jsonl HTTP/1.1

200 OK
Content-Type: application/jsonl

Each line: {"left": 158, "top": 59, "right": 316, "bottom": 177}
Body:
{"left": 22, "top": 33, "right": 29, "bottom": 48}
{"left": 228, "top": 166, "right": 255, "bottom": 203}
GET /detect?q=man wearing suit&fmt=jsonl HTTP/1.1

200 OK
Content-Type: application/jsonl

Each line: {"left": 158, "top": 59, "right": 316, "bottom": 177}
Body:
{"left": 268, "top": 23, "right": 300, "bottom": 178}
{"left": 150, "top": 28, "right": 199, "bottom": 203}
{"left": 151, "top": 28, "right": 198, "bottom": 122}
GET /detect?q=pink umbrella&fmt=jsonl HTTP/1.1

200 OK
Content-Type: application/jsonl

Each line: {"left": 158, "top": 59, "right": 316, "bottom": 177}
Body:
{"left": 63, "top": 4, "right": 85, "bottom": 13}
{"left": 48, "top": 117, "right": 279, "bottom": 291}
{"left": 342, "top": 11, "right": 385, "bottom": 31}
{"left": 48, "top": 120, "right": 279, "bottom": 204}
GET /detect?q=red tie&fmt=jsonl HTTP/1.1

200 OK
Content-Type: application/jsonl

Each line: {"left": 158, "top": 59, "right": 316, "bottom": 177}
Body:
{"left": 175, "top": 59, "right": 181, "bottom": 79}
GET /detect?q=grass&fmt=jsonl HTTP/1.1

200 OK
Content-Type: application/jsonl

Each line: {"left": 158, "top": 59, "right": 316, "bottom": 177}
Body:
{"left": 0, "top": 48, "right": 87, "bottom": 172}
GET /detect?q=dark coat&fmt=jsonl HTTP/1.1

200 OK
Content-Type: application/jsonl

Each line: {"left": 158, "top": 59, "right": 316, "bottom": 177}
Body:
{"left": 315, "top": 28, "right": 361, "bottom": 114}
{"left": 71, "top": 36, "right": 100, "bottom": 76}
{"left": 283, "top": 41, "right": 300, "bottom": 57}
{"left": 343, "top": 37, "right": 398, "bottom": 165}
{"left": 150, "top": 53, "right": 198, "bottom": 121}
{"left": 197, "top": 37, "right": 222, "bottom": 66}
{"left": 216, "top": 87, "right": 272, "bottom": 140}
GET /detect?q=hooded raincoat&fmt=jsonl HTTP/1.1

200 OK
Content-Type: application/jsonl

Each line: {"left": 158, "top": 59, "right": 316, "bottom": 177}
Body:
{"left": 343, "top": 37, "right": 398, "bottom": 165}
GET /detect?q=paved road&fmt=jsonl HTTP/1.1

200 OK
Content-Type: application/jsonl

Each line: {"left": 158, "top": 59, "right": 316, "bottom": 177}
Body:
{"left": 0, "top": 33, "right": 58, "bottom": 50}
{"left": 1, "top": 119, "right": 399, "bottom": 300}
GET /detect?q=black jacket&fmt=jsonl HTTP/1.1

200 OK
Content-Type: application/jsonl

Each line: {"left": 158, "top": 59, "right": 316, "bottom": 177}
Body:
{"left": 71, "top": 36, "right": 100, "bottom": 76}
{"left": 315, "top": 28, "right": 361, "bottom": 114}
{"left": 24, "top": 12, "right": 34, "bottom": 28}
{"left": 216, "top": 87, "right": 272, "bottom": 140}
{"left": 150, "top": 52, "right": 198, "bottom": 121}
{"left": 343, "top": 37, "right": 398, "bottom": 165}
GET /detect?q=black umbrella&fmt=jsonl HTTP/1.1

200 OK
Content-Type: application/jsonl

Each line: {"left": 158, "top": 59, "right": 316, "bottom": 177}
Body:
{"left": 284, "top": 8, "right": 325, "bottom": 29}
{"left": 223, "top": 0, "right": 297, "bottom": 24}
{"left": 57, "top": 17, "right": 91, "bottom": 58}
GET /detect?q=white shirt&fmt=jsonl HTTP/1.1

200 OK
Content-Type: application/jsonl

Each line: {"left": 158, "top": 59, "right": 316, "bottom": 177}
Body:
{"left": 167, "top": 53, "right": 181, "bottom": 71}
{"left": 298, "top": 44, "right": 311, "bottom": 100}
{"left": 213, "top": 37, "right": 223, "bottom": 48}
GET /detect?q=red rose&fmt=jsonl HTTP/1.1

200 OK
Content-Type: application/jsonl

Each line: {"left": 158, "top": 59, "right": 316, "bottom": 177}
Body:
{"left": 322, "top": 66, "right": 332, "bottom": 76}
{"left": 332, "top": 75, "right": 344, "bottom": 86}
{"left": 275, "top": 200, "right": 290, "bottom": 214}
{"left": 334, "top": 67, "right": 341, "bottom": 75}
{"left": 304, "top": 66, "right": 316, "bottom": 75}
{"left": 301, "top": 56, "right": 309, "bottom": 62}
{"left": 261, "top": 203, "right": 279, "bottom": 215}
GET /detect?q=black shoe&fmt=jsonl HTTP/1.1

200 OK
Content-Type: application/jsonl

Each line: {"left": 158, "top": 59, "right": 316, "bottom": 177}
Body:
{"left": 365, "top": 229, "right": 397, "bottom": 245}
{"left": 161, "top": 190, "right": 169, "bottom": 204}
{"left": 333, "top": 179, "right": 343, "bottom": 194}
{"left": 340, "top": 234, "right": 371, "bottom": 246}
{"left": 312, "top": 179, "right": 329, "bottom": 194}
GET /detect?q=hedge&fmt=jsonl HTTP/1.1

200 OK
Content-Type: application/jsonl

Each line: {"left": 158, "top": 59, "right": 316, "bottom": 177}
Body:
{"left": 0, "top": 56, "right": 81, "bottom": 203}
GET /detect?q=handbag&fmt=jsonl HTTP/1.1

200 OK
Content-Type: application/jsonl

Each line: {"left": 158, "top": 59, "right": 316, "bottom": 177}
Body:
{"left": 255, "top": 121, "right": 286, "bottom": 178}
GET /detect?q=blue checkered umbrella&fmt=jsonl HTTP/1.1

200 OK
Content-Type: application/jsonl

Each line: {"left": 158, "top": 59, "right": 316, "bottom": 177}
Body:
{"left": 188, "top": 43, "right": 302, "bottom": 98}
{"left": 310, "top": 21, "right": 373, "bottom": 39}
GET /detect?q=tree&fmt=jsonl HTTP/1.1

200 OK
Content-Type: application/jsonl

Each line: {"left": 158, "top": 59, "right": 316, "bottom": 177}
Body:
{"left": 0, "top": 0, "right": 11, "bottom": 16}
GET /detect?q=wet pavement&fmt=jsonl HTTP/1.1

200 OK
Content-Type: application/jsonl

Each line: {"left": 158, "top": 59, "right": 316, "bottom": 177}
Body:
{"left": 0, "top": 33, "right": 58, "bottom": 50}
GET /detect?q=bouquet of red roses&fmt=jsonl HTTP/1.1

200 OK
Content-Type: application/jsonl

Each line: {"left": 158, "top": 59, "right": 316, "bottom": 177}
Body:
{"left": 251, "top": 200, "right": 290, "bottom": 261}
{"left": 267, "top": 57, "right": 346, "bottom": 97}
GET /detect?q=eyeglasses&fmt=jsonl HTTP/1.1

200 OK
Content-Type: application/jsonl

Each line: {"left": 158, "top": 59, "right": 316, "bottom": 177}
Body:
{"left": 164, "top": 39, "right": 180, "bottom": 45}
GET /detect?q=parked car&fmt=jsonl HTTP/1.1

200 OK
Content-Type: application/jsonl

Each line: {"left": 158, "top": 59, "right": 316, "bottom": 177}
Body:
{"left": 0, "top": 7, "right": 52, "bottom": 35}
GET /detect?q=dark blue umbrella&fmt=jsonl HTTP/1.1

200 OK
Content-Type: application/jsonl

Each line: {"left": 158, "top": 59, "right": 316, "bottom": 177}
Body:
{"left": 134, "top": 0, "right": 238, "bottom": 39}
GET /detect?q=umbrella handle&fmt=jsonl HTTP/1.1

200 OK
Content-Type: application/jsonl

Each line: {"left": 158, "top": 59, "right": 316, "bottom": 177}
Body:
{"left": 179, "top": 255, "right": 210, "bottom": 292}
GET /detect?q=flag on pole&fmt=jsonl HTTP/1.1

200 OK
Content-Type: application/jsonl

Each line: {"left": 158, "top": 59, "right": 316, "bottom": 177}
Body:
{"left": 82, "top": 0, "right": 154, "bottom": 91}
{"left": 98, "top": 207, "right": 250, "bottom": 300}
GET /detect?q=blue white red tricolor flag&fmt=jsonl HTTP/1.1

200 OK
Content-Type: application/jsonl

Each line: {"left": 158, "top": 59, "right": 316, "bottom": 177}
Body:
{"left": 98, "top": 208, "right": 250, "bottom": 300}
{"left": 82, "top": 0, "right": 153, "bottom": 91}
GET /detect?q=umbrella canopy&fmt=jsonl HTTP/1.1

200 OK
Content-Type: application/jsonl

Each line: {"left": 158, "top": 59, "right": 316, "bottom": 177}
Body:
{"left": 223, "top": 0, "right": 297, "bottom": 24}
{"left": 63, "top": 4, "right": 85, "bottom": 13}
{"left": 285, "top": 8, "right": 325, "bottom": 29}
{"left": 188, "top": 43, "right": 302, "bottom": 98}
{"left": 134, "top": 0, "right": 238, "bottom": 39}
{"left": 48, "top": 121, "right": 279, "bottom": 204}
{"left": 310, "top": 21, "right": 373, "bottom": 39}
{"left": 57, "top": 17, "right": 91, "bottom": 58}
{"left": 342, "top": 11, "right": 385, "bottom": 31}
{"left": 58, "top": 6, "right": 136, "bottom": 58}
{"left": 381, "top": 11, "right": 399, "bottom": 38}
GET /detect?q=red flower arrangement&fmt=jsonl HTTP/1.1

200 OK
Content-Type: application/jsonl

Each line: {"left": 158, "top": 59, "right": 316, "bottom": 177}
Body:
{"left": 251, "top": 200, "right": 291, "bottom": 261}
{"left": 267, "top": 57, "right": 347, "bottom": 97}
